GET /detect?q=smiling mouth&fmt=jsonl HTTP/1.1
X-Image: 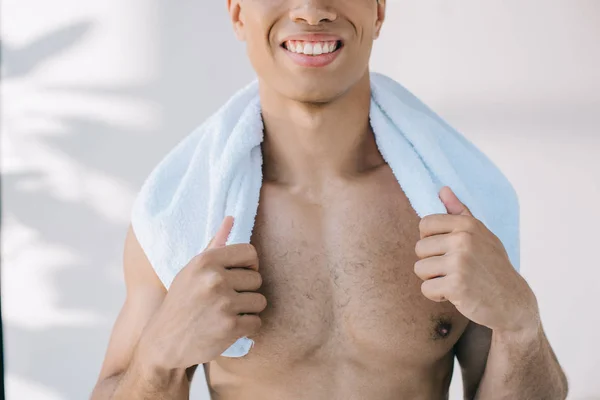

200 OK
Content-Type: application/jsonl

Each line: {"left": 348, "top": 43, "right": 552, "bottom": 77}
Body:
{"left": 282, "top": 40, "right": 344, "bottom": 56}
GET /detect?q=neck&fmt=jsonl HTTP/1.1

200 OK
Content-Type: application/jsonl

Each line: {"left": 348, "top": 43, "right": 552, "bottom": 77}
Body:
{"left": 259, "top": 72, "right": 384, "bottom": 189}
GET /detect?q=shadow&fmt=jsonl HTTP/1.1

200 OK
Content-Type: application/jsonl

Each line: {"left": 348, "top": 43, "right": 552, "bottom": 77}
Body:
{"left": 5, "top": 324, "right": 115, "bottom": 400}
{"left": 3, "top": 172, "right": 124, "bottom": 312}
{"left": 2, "top": 3, "right": 253, "bottom": 399}
{"left": 2, "top": 171, "right": 126, "bottom": 399}
{"left": 1, "top": 22, "right": 93, "bottom": 78}
{"left": 2, "top": 20, "right": 130, "bottom": 399}
{"left": 31, "top": 112, "right": 172, "bottom": 187}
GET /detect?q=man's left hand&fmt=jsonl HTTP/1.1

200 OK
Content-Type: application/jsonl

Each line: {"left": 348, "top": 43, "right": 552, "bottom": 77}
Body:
{"left": 414, "top": 186, "right": 540, "bottom": 333}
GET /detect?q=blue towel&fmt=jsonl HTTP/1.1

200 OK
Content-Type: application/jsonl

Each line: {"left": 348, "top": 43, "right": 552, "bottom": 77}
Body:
{"left": 131, "top": 72, "right": 520, "bottom": 358}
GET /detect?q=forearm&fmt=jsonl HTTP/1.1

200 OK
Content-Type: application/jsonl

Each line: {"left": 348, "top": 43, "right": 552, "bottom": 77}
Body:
{"left": 91, "top": 345, "right": 190, "bottom": 400}
{"left": 475, "top": 320, "right": 568, "bottom": 400}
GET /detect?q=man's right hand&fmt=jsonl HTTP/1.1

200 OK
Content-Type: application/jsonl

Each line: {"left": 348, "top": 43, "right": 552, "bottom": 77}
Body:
{"left": 139, "top": 216, "right": 266, "bottom": 370}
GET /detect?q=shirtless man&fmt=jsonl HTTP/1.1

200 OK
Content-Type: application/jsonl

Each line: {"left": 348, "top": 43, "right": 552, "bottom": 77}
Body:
{"left": 92, "top": 0, "right": 568, "bottom": 398}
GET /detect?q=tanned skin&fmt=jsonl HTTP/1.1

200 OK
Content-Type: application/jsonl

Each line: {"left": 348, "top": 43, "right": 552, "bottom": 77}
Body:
{"left": 92, "top": 0, "right": 568, "bottom": 398}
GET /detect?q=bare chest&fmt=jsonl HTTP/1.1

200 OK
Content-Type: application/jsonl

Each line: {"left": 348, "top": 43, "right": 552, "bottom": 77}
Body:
{"left": 217, "top": 172, "right": 468, "bottom": 374}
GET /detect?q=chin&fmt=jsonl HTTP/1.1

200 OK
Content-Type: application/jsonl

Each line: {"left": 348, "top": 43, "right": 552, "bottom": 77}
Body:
{"left": 283, "top": 79, "right": 353, "bottom": 104}
{"left": 258, "top": 66, "right": 369, "bottom": 105}
{"left": 291, "top": 88, "right": 345, "bottom": 104}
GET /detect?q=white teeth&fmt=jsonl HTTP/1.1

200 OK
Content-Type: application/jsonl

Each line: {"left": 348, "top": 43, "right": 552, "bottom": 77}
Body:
{"left": 313, "top": 43, "right": 323, "bottom": 55}
{"left": 302, "top": 43, "right": 313, "bottom": 55}
{"left": 285, "top": 40, "right": 340, "bottom": 55}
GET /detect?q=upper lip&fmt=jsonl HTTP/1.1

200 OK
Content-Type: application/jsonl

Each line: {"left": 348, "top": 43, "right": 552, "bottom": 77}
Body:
{"left": 280, "top": 33, "right": 343, "bottom": 45}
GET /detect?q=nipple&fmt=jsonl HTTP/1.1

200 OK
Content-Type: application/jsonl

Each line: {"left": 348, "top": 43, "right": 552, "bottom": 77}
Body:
{"left": 436, "top": 323, "right": 451, "bottom": 337}
{"left": 432, "top": 316, "right": 453, "bottom": 340}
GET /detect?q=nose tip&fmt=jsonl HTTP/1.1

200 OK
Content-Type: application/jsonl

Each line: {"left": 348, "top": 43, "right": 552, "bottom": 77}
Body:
{"left": 289, "top": 5, "right": 337, "bottom": 25}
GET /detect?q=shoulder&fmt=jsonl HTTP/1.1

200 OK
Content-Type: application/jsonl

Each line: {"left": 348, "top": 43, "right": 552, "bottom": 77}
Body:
{"left": 123, "top": 224, "right": 166, "bottom": 292}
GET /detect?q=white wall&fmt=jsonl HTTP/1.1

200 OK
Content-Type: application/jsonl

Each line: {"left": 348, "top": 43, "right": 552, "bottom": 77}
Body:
{"left": 2, "top": 1, "right": 599, "bottom": 399}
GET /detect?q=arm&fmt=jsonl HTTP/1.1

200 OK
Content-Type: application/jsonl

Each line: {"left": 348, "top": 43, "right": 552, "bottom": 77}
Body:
{"left": 91, "top": 226, "right": 191, "bottom": 399}
{"left": 418, "top": 187, "right": 568, "bottom": 400}
{"left": 92, "top": 218, "right": 264, "bottom": 399}
{"left": 455, "top": 320, "right": 568, "bottom": 400}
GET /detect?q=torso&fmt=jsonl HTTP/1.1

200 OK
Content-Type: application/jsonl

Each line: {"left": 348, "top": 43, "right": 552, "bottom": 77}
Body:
{"left": 205, "top": 165, "right": 470, "bottom": 399}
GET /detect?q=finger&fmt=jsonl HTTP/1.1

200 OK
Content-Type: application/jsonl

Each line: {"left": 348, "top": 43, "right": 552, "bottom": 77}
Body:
{"left": 419, "top": 214, "right": 477, "bottom": 239}
{"left": 235, "top": 314, "right": 262, "bottom": 337}
{"left": 207, "top": 216, "right": 235, "bottom": 250}
{"left": 415, "top": 234, "right": 453, "bottom": 259}
{"left": 205, "top": 243, "right": 259, "bottom": 271}
{"left": 414, "top": 256, "right": 448, "bottom": 281}
{"left": 226, "top": 269, "right": 263, "bottom": 292}
{"left": 439, "top": 186, "right": 473, "bottom": 216}
{"left": 421, "top": 277, "right": 449, "bottom": 303}
{"left": 233, "top": 292, "right": 268, "bottom": 314}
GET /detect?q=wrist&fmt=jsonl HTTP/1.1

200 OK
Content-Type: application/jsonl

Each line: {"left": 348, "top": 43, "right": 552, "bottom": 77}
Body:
{"left": 493, "top": 316, "right": 543, "bottom": 348}
{"left": 136, "top": 305, "right": 183, "bottom": 370}
{"left": 498, "top": 289, "right": 542, "bottom": 340}
{"left": 132, "top": 337, "right": 187, "bottom": 390}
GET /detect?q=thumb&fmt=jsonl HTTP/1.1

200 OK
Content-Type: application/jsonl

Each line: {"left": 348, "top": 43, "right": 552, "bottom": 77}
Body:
{"left": 439, "top": 186, "right": 472, "bottom": 216}
{"left": 206, "top": 216, "right": 234, "bottom": 250}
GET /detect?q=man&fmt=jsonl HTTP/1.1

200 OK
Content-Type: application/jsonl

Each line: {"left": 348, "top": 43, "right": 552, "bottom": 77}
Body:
{"left": 92, "top": 0, "right": 568, "bottom": 398}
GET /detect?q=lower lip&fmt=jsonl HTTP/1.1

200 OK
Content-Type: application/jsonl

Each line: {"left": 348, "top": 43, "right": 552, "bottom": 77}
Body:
{"left": 283, "top": 45, "right": 342, "bottom": 68}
